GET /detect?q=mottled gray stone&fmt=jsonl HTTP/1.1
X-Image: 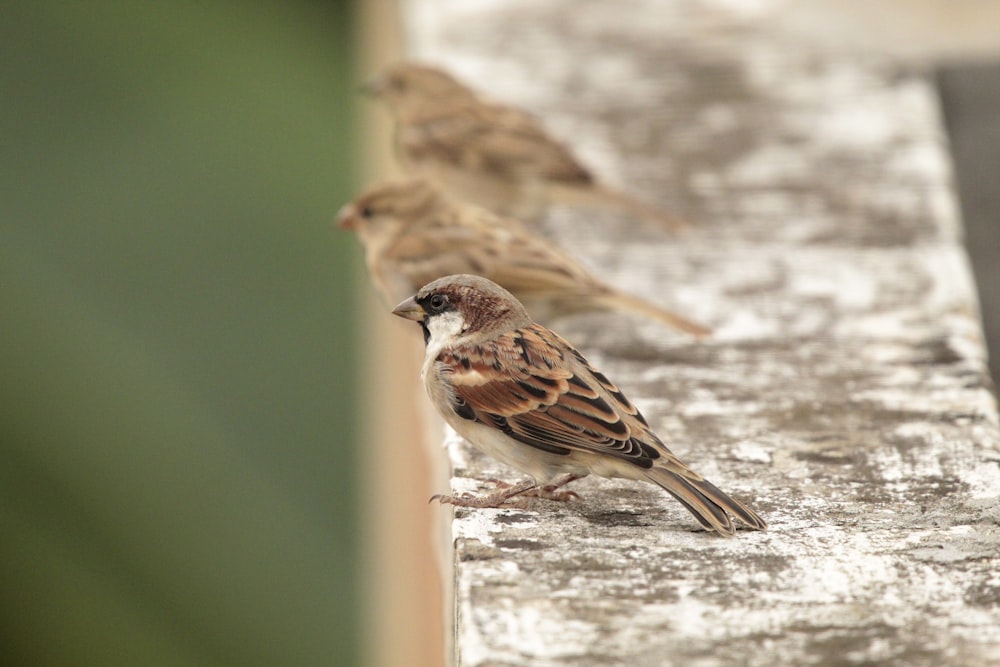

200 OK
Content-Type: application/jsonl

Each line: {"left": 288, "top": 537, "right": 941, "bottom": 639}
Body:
{"left": 401, "top": 1, "right": 1000, "bottom": 665}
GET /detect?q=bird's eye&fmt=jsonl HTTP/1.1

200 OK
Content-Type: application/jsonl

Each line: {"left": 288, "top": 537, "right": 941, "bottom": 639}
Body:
{"left": 428, "top": 294, "right": 448, "bottom": 312}
{"left": 360, "top": 206, "right": 374, "bottom": 218}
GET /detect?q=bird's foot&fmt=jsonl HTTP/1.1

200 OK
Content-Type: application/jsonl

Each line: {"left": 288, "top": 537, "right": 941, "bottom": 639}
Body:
{"left": 486, "top": 473, "right": 583, "bottom": 502}
{"left": 533, "top": 473, "right": 584, "bottom": 501}
{"left": 531, "top": 486, "right": 580, "bottom": 502}
{"left": 431, "top": 479, "right": 537, "bottom": 509}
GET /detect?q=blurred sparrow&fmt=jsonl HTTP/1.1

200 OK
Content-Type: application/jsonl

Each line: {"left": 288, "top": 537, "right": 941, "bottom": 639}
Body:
{"left": 337, "top": 178, "right": 709, "bottom": 337}
{"left": 391, "top": 274, "right": 766, "bottom": 536}
{"left": 364, "top": 62, "right": 687, "bottom": 231}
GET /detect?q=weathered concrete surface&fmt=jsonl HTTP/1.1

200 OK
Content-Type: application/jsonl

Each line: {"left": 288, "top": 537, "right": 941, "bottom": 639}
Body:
{"left": 399, "top": 1, "right": 1000, "bottom": 665}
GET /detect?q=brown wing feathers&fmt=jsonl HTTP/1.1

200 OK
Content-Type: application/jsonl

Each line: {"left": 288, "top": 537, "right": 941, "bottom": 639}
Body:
{"left": 402, "top": 101, "right": 593, "bottom": 184}
{"left": 439, "top": 325, "right": 661, "bottom": 468}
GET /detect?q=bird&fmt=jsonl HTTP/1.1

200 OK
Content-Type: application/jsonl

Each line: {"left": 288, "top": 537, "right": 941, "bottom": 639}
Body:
{"left": 391, "top": 274, "right": 767, "bottom": 537}
{"left": 363, "top": 62, "right": 688, "bottom": 231}
{"left": 337, "top": 177, "right": 710, "bottom": 338}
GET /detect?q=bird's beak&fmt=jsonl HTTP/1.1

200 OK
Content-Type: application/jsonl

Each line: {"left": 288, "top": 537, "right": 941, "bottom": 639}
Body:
{"left": 335, "top": 203, "right": 357, "bottom": 230}
{"left": 391, "top": 295, "right": 425, "bottom": 322}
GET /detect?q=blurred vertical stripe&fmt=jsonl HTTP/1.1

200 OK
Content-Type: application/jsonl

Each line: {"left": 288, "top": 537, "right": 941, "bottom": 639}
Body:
{"left": 1, "top": 2, "right": 360, "bottom": 665}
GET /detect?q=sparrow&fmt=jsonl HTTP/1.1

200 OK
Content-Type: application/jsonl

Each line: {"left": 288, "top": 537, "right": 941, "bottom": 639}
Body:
{"left": 363, "top": 62, "right": 688, "bottom": 231}
{"left": 391, "top": 274, "right": 767, "bottom": 537}
{"left": 337, "top": 177, "right": 710, "bottom": 338}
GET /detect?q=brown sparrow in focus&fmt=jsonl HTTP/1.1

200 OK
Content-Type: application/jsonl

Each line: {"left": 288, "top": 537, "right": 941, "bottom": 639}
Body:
{"left": 391, "top": 274, "right": 767, "bottom": 536}
{"left": 363, "top": 62, "right": 688, "bottom": 231}
{"left": 337, "top": 178, "right": 709, "bottom": 337}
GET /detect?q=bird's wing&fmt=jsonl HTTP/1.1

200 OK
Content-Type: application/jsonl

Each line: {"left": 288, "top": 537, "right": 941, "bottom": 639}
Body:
{"left": 401, "top": 101, "right": 593, "bottom": 184}
{"left": 437, "top": 324, "right": 688, "bottom": 472}
{"left": 385, "top": 207, "right": 598, "bottom": 295}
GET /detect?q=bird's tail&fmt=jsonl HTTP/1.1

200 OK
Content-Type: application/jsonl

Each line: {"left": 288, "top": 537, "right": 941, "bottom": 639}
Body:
{"left": 642, "top": 465, "right": 767, "bottom": 537}
{"left": 590, "top": 289, "right": 712, "bottom": 338}
{"left": 550, "top": 181, "right": 691, "bottom": 233}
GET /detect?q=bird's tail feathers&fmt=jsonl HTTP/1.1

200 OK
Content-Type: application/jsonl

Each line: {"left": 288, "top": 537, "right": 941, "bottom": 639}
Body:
{"left": 592, "top": 290, "right": 712, "bottom": 338}
{"left": 550, "top": 181, "right": 691, "bottom": 232}
{"left": 642, "top": 466, "right": 767, "bottom": 537}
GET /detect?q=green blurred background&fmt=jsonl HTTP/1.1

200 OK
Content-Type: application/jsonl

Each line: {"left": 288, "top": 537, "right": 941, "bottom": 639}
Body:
{"left": 1, "top": 2, "right": 361, "bottom": 665}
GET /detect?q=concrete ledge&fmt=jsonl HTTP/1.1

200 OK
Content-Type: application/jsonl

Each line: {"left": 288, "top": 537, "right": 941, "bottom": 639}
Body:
{"left": 400, "top": 1, "right": 1000, "bottom": 664}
